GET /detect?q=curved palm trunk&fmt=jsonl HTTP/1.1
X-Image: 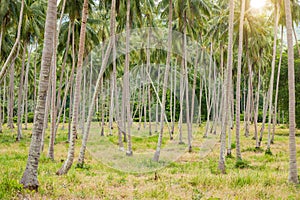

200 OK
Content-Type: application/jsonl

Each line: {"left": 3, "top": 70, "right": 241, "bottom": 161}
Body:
{"left": 77, "top": 0, "right": 117, "bottom": 163}
{"left": 284, "top": 0, "right": 299, "bottom": 184}
{"left": 153, "top": 0, "right": 172, "bottom": 161}
{"left": 20, "top": 0, "right": 57, "bottom": 191}
{"left": 235, "top": 0, "right": 245, "bottom": 160}
{"left": 0, "top": 0, "right": 24, "bottom": 83}
{"left": 219, "top": 0, "right": 234, "bottom": 174}
{"left": 57, "top": 0, "right": 89, "bottom": 175}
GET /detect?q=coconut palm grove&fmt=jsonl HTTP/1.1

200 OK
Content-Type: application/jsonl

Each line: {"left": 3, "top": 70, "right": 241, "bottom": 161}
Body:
{"left": 0, "top": 0, "right": 300, "bottom": 199}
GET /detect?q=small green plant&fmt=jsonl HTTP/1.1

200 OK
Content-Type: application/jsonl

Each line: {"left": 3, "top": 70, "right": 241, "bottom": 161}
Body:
{"left": 235, "top": 159, "right": 250, "bottom": 169}
{"left": 231, "top": 143, "right": 236, "bottom": 149}
{"left": 265, "top": 148, "right": 273, "bottom": 155}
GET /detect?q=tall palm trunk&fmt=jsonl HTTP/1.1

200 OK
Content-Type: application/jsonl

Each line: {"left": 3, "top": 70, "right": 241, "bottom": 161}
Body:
{"left": 284, "top": 0, "right": 299, "bottom": 184}
{"left": 24, "top": 46, "right": 32, "bottom": 130}
{"left": 267, "top": 1, "right": 279, "bottom": 151}
{"left": 55, "top": 23, "right": 76, "bottom": 136}
{"left": 57, "top": 22, "right": 71, "bottom": 118}
{"left": 147, "top": 28, "right": 152, "bottom": 135}
{"left": 254, "top": 65, "right": 261, "bottom": 143}
{"left": 219, "top": 0, "right": 234, "bottom": 174}
{"left": 235, "top": 0, "right": 245, "bottom": 160}
{"left": 57, "top": 0, "right": 89, "bottom": 175}
{"left": 77, "top": 0, "right": 116, "bottom": 164}
{"left": 191, "top": 46, "right": 199, "bottom": 125}
{"left": 183, "top": 13, "right": 192, "bottom": 152}
{"left": 124, "top": 0, "right": 132, "bottom": 156}
{"left": 153, "top": 0, "right": 172, "bottom": 161}
{"left": 258, "top": 90, "right": 269, "bottom": 147}
{"left": 48, "top": 25, "right": 57, "bottom": 160}
{"left": 20, "top": 0, "right": 57, "bottom": 190}
{"left": 272, "top": 26, "right": 284, "bottom": 143}
{"left": 16, "top": 42, "right": 27, "bottom": 141}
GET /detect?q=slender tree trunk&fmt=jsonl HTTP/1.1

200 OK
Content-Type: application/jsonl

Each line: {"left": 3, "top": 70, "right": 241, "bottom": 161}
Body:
{"left": 272, "top": 26, "right": 284, "bottom": 143}
{"left": 109, "top": 73, "right": 114, "bottom": 136}
{"left": 266, "top": 1, "right": 279, "bottom": 151}
{"left": 292, "top": 23, "right": 300, "bottom": 57}
{"left": 258, "top": 90, "right": 269, "bottom": 148}
{"left": 57, "top": 0, "right": 89, "bottom": 175}
{"left": 235, "top": 0, "right": 245, "bottom": 160}
{"left": 24, "top": 46, "right": 32, "bottom": 130}
{"left": 77, "top": 1, "right": 116, "bottom": 164}
{"left": 254, "top": 65, "right": 261, "bottom": 144}
{"left": 0, "top": 0, "right": 24, "bottom": 83}
{"left": 20, "top": 0, "right": 57, "bottom": 190}
{"left": 219, "top": 0, "right": 234, "bottom": 174}
{"left": 155, "top": 66, "right": 161, "bottom": 133}
{"left": 284, "top": 0, "right": 299, "bottom": 184}
{"left": 171, "top": 62, "right": 177, "bottom": 133}
{"left": 100, "top": 79, "right": 105, "bottom": 136}
{"left": 183, "top": 13, "right": 192, "bottom": 152}
{"left": 48, "top": 23, "right": 57, "bottom": 160}
{"left": 153, "top": 0, "right": 173, "bottom": 161}
{"left": 81, "top": 65, "right": 86, "bottom": 136}
{"left": 57, "top": 22, "right": 71, "bottom": 123}
{"left": 244, "top": 75, "right": 251, "bottom": 137}
{"left": 55, "top": 24, "right": 75, "bottom": 135}
{"left": 191, "top": 46, "right": 199, "bottom": 125}
{"left": 124, "top": 0, "right": 132, "bottom": 156}
{"left": 17, "top": 42, "right": 27, "bottom": 141}
{"left": 147, "top": 28, "right": 152, "bottom": 135}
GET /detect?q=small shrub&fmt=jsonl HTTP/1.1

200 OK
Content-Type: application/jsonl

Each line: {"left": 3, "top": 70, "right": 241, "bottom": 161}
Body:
{"left": 235, "top": 159, "right": 250, "bottom": 169}
{"left": 231, "top": 143, "right": 236, "bottom": 149}
{"left": 265, "top": 148, "right": 273, "bottom": 155}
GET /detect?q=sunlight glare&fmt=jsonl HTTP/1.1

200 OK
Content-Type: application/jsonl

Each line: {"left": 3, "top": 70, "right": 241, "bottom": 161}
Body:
{"left": 250, "top": 0, "right": 266, "bottom": 9}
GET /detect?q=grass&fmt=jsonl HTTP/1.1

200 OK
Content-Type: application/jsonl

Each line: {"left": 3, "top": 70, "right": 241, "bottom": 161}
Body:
{"left": 0, "top": 122, "right": 299, "bottom": 199}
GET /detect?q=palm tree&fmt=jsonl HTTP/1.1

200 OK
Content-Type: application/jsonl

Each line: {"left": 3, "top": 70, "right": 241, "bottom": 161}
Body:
{"left": 284, "top": 0, "right": 299, "bottom": 185}
{"left": 219, "top": 0, "right": 234, "bottom": 174}
{"left": 124, "top": 0, "right": 133, "bottom": 156}
{"left": 20, "top": 0, "right": 57, "bottom": 191}
{"left": 266, "top": 0, "right": 280, "bottom": 152}
{"left": 235, "top": 0, "right": 245, "bottom": 160}
{"left": 153, "top": 0, "right": 173, "bottom": 162}
{"left": 57, "top": 0, "right": 89, "bottom": 175}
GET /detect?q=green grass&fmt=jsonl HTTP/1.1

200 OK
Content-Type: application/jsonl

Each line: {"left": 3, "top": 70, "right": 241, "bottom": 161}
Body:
{"left": 0, "top": 122, "right": 299, "bottom": 199}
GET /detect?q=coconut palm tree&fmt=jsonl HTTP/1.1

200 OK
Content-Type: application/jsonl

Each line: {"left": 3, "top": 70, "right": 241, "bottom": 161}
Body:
{"left": 153, "top": 0, "right": 173, "bottom": 162}
{"left": 20, "top": 0, "right": 57, "bottom": 191}
{"left": 57, "top": 0, "right": 89, "bottom": 175}
{"left": 235, "top": 0, "right": 246, "bottom": 160}
{"left": 284, "top": 0, "right": 299, "bottom": 185}
{"left": 219, "top": 0, "right": 234, "bottom": 174}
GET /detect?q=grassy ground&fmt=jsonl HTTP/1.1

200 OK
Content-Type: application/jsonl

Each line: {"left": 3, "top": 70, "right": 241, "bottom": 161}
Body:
{"left": 0, "top": 122, "right": 299, "bottom": 199}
